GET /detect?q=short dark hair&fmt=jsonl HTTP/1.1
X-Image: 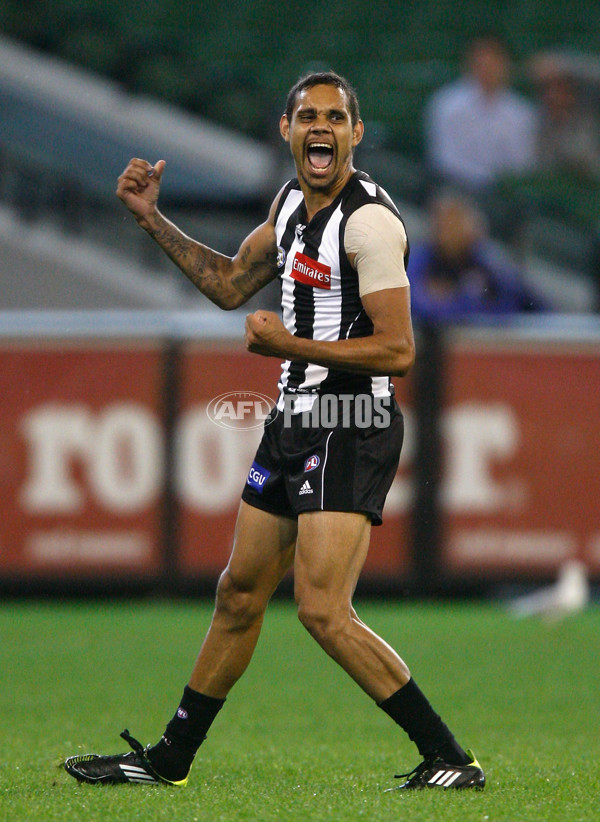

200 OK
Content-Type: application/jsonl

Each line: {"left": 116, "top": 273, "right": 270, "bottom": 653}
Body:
{"left": 285, "top": 72, "right": 360, "bottom": 126}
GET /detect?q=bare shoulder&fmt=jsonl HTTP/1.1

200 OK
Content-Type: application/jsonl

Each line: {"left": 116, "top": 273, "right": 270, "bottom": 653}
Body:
{"left": 265, "top": 182, "right": 291, "bottom": 225}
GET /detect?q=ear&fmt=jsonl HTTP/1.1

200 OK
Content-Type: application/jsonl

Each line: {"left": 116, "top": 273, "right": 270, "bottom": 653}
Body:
{"left": 352, "top": 119, "right": 365, "bottom": 148}
{"left": 280, "top": 114, "right": 290, "bottom": 142}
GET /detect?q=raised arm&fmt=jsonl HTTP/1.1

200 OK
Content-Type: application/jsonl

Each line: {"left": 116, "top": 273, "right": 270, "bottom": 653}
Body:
{"left": 116, "top": 158, "right": 281, "bottom": 310}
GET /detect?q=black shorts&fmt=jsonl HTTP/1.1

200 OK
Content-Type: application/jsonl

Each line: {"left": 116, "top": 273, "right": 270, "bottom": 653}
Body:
{"left": 241, "top": 396, "right": 403, "bottom": 526}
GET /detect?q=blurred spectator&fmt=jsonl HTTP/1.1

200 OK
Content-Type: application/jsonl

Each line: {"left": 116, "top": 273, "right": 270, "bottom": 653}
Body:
{"left": 425, "top": 35, "right": 537, "bottom": 193}
{"left": 531, "top": 53, "right": 600, "bottom": 179}
{"left": 501, "top": 52, "right": 600, "bottom": 240}
{"left": 408, "top": 193, "right": 545, "bottom": 323}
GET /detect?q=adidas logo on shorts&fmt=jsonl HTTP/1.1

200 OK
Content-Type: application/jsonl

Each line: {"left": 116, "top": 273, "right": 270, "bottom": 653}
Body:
{"left": 299, "top": 480, "right": 313, "bottom": 495}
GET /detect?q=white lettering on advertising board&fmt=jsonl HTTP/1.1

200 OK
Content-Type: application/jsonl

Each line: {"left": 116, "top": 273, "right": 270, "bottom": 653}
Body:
{"left": 19, "top": 401, "right": 523, "bottom": 516}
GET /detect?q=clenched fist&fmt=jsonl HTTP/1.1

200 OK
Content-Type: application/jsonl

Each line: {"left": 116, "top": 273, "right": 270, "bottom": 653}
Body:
{"left": 245, "top": 311, "right": 292, "bottom": 358}
{"left": 116, "top": 158, "right": 166, "bottom": 220}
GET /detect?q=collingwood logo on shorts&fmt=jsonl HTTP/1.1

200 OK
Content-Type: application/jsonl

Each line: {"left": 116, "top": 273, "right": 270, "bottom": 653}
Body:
{"left": 299, "top": 480, "right": 313, "bottom": 495}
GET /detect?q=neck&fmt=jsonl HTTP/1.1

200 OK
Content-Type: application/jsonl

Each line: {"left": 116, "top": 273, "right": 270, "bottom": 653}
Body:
{"left": 298, "top": 165, "right": 355, "bottom": 221}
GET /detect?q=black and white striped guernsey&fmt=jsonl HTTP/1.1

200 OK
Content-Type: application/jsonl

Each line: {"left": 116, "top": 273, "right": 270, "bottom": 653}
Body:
{"left": 274, "top": 170, "right": 409, "bottom": 403}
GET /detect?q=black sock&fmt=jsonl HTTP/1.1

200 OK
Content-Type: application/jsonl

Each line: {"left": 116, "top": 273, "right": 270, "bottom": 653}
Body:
{"left": 378, "top": 678, "right": 470, "bottom": 765}
{"left": 147, "top": 686, "right": 225, "bottom": 781}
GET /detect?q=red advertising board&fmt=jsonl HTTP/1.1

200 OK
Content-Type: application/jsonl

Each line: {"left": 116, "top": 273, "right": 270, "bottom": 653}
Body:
{"left": 0, "top": 341, "right": 164, "bottom": 579}
{"left": 442, "top": 339, "right": 600, "bottom": 577}
{"left": 0, "top": 334, "right": 598, "bottom": 586}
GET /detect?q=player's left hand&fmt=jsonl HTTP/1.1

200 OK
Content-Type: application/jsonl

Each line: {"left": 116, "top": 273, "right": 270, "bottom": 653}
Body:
{"left": 245, "top": 311, "right": 291, "bottom": 358}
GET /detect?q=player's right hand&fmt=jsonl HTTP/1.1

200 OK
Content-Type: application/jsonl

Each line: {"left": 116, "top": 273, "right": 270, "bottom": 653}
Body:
{"left": 116, "top": 158, "right": 166, "bottom": 219}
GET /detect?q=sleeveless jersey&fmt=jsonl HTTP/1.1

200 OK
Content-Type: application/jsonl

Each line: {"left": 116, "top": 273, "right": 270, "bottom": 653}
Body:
{"left": 273, "top": 170, "right": 409, "bottom": 402}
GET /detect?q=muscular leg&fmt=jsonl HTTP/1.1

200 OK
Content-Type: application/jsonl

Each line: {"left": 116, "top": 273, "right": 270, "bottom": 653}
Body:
{"left": 294, "top": 510, "right": 410, "bottom": 703}
{"left": 144, "top": 501, "right": 297, "bottom": 781}
{"left": 294, "top": 510, "right": 470, "bottom": 767}
{"left": 189, "top": 500, "right": 297, "bottom": 698}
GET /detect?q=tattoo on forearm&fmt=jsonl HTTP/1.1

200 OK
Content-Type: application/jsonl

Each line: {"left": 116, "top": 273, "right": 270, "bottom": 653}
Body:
{"left": 191, "top": 246, "right": 225, "bottom": 300}
{"left": 144, "top": 225, "right": 278, "bottom": 306}
{"left": 145, "top": 222, "right": 199, "bottom": 268}
{"left": 145, "top": 221, "right": 227, "bottom": 302}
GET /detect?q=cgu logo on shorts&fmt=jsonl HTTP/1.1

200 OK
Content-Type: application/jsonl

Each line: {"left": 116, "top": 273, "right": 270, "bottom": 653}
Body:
{"left": 304, "top": 455, "right": 320, "bottom": 472}
{"left": 291, "top": 252, "right": 331, "bottom": 289}
{"left": 246, "top": 461, "right": 271, "bottom": 493}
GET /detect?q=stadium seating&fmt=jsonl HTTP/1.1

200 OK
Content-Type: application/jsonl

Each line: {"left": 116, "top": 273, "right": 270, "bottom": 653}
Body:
{"left": 1, "top": 0, "right": 599, "bottom": 301}
{"left": 3, "top": 0, "right": 599, "bottom": 151}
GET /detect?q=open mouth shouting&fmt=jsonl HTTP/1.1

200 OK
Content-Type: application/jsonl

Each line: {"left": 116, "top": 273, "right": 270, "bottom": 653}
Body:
{"left": 306, "top": 142, "right": 335, "bottom": 175}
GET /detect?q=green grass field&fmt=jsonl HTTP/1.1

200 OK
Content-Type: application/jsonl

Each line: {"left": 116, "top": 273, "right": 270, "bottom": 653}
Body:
{"left": 1, "top": 599, "right": 598, "bottom": 821}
